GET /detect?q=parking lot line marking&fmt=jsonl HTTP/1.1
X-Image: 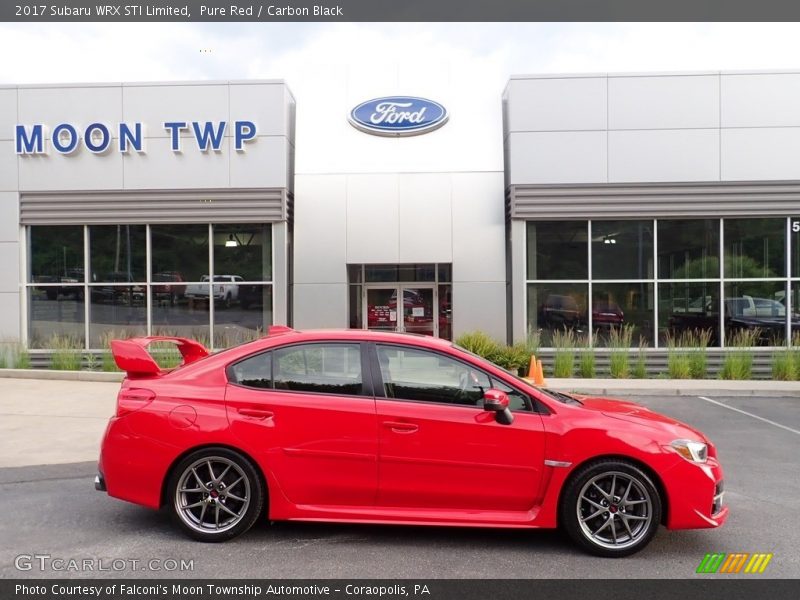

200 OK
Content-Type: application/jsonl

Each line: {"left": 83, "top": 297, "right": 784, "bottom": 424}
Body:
{"left": 698, "top": 396, "right": 800, "bottom": 436}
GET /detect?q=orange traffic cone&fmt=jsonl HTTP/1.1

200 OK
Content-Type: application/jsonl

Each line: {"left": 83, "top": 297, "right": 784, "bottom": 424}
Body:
{"left": 537, "top": 359, "right": 547, "bottom": 386}
{"left": 527, "top": 355, "right": 537, "bottom": 380}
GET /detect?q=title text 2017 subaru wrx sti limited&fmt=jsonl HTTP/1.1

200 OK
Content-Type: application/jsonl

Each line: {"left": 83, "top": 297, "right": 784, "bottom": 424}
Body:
{"left": 96, "top": 327, "right": 727, "bottom": 557}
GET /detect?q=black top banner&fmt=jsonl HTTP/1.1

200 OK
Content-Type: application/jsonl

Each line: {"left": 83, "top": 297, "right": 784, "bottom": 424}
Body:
{"left": 5, "top": 0, "right": 800, "bottom": 22}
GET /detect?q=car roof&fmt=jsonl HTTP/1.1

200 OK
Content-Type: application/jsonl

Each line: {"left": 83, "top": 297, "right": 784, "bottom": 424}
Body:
{"left": 264, "top": 328, "right": 455, "bottom": 349}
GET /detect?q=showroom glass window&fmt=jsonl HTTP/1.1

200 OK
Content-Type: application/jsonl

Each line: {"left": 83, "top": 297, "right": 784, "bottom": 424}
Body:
{"left": 525, "top": 222, "right": 589, "bottom": 345}
{"left": 723, "top": 218, "right": 788, "bottom": 346}
{"left": 525, "top": 217, "right": 793, "bottom": 348}
{"left": 657, "top": 219, "right": 721, "bottom": 347}
{"left": 591, "top": 220, "right": 653, "bottom": 280}
{"left": 793, "top": 220, "right": 800, "bottom": 346}
{"left": 25, "top": 224, "right": 274, "bottom": 351}
{"left": 526, "top": 221, "right": 587, "bottom": 280}
{"left": 87, "top": 225, "right": 147, "bottom": 347}
{"left": 658, "top": 219, "right": 719, "bottom": 280}
{"left": 211, "top": 224, "right": 273, "bottom": 348}
{"left": 27, "top": 226, "right": 86, "bottom": 349}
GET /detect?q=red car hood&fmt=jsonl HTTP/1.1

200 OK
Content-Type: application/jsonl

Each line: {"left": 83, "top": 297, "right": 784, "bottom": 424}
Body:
{"left": 571, "top": 395, "right": 708, "bottom": 441}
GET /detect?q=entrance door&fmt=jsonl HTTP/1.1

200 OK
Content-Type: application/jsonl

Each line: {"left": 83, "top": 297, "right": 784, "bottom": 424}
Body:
{"left": 400, "top": 287, "right": 434, "bottom": 337}
{"left": 365, "top": 286, "right": 436, "bottom": 336}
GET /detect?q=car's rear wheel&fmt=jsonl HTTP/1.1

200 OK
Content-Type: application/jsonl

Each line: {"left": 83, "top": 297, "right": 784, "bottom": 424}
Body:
{"left": 167, "top": 448, "right": 264, "bottom": 542}
{"left": 561, "top": 459, "right": 661, "bottom": 557}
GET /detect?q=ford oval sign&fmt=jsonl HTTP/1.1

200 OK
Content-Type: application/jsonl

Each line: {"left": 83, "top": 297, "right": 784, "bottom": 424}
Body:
{"left": 349, "top": 97, "right": 448, "bottom": 137}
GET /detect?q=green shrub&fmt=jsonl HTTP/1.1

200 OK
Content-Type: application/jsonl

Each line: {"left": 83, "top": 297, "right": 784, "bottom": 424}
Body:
{"left": 214, "top": 327, "right": 262, "bottom": 349}
{"left": 149, "top": 341, "right": 184, "bottom": 370}
{"left": 687, "top": 329, "right": 712, "bottom": 379}
{"left": 455, "top": 331, "right": 502, "bottom": 360}
{"left": 524, "top": 326, "right": 540, "bottom": 357}
{"left": 101, "top": 351, "right": 119, "bottom": 372}
{"left": 632, "top": 338, "right": 647, "bottom": 379}
{"left": 719, "top": 329, "right": 759, "bottom": 380}
{"left": 607, "top": 324, "right": 634, "bottom": 379}
{"left": 791, "top": 332, "right": 800, "bottom": 380}
{"left": 84, "top": 352, "right": 100, "bottom": 371}
{"left": 772, "top": 350, "right": 795, "bottom": 381}
{"left": 13, "top": 343, "right": 31, "bottom": 369}
{"left": 99, "top": 331, "right": 122, "bottom": 372}
{"left": 666, "top": 333, "right": 691, "bottom": 379}
{"left": 665, "top": 328, "right": 711, "bottom": 379}
{"left": 455, "top": 330, "right": 533, "bottom": 373}
{"left": 551, "top": 329, "right": 577, "bottom": 378}
{"left": 48, "top": 335, "right": 83, "bottom": 371}
{"left": 667, "top": 351, "right": 691, "bottom": 379}
{"left": 505, "top": 342, "right": 534, "bottom": 374}
{"left": 579, "top": 350, "right": 595, "bottom": 378}
{"left": 577, "top": 335, "right": 595, "bottom": 378}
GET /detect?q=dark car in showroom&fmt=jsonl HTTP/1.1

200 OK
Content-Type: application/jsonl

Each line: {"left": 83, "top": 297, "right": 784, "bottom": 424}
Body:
{"left": 538, "top": 294, "right": 583, "bottom": 330}
{"left": 668, "top": 295, "right": 799, "bottom": 344}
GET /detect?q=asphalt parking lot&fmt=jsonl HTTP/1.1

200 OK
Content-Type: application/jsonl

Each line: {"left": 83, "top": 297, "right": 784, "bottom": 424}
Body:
{"left": 0, "top": 392, "right": 798, "bottom": 579}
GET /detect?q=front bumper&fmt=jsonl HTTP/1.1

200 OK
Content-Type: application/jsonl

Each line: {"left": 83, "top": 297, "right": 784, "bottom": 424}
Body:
{"left": 663, "top": 455, "right": 728, "bottom": 529}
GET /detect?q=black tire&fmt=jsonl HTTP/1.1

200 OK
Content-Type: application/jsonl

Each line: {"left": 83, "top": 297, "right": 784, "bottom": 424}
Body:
{"left": 560, "top": 459, "right": 661, "bottom": 557}
{"left": 166, "top": 447, "right": 265, "bottom": 543}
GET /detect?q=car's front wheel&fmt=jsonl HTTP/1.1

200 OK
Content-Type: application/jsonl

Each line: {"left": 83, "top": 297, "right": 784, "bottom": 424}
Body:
{"left": 561, "top": 459, "right": 661, "bottom": 557}
{"left": 167, "top": 448, "right": 264, "bottom": 542}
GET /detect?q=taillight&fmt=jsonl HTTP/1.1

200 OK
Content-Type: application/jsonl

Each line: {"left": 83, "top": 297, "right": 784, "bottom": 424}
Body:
{"left": 116, "top": 388, "right": 155, "bottom": 417}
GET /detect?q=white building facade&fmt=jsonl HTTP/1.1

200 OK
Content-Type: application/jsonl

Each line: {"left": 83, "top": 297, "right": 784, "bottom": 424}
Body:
{"left": 2, "top": 70, "right": 800, "bottom": 357}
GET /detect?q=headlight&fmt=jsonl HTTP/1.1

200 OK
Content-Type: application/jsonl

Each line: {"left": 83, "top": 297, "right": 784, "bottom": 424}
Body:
{"left": 670, "top": 439, "right": 708, "bottom": 463}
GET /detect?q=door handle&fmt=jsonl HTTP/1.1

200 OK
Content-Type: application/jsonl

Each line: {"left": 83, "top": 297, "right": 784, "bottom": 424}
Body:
{"left": 382, "top": 421, "right": 419, "bottom": 433}
{"left": 237, "top": 408, "right": 274, "bottom": 420}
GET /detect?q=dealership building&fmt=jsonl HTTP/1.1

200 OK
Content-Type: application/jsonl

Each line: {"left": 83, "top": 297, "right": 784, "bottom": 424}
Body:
{"left": 1, "top": 70, "right": 799, "bottom": 359}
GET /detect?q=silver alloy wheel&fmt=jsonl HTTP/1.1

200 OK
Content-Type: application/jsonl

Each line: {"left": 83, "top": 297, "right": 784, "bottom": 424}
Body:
{"left": 576, "top": 470, "right": 653, "bottom": 550}
{"left": 174, "top": 457, "right": 251, "bottom": 534}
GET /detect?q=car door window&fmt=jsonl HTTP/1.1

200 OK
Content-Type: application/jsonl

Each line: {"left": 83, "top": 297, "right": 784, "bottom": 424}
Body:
{"left": 228, "top": 351, "right": 272, "bottom": 389}
{"left": 274, "top": 343, "right": 363, "bottom": 396}
{"left": 489, "top": 378, "right": 531, "bottom": 411}
{"left": 376, "top": 345, "right": 491, "bottom": 406}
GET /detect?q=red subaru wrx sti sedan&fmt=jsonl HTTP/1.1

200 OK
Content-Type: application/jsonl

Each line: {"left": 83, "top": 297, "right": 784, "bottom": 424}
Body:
{"left": 96, "top": 327, "right": 727, "bottom": 557}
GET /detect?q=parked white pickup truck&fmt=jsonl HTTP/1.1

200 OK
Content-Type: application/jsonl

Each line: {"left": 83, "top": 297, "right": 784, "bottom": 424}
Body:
{"left": 184, "top": 275, "right": 244, "bottom": 308}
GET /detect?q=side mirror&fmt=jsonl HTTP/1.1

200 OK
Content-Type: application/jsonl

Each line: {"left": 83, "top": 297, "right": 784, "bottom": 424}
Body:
{"left": 483, "top": 389, "right": 514, "bottom": 425}
{"left": 483, "top": 389, "right": 509, "bottom": 412}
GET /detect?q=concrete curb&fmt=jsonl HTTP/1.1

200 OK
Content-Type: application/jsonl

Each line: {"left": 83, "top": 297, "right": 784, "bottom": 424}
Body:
{"left": 536, "top": 378, "right": 800, "bottom": 397}
{"left": 0, "top": 369, "right": 123, "bottom": 382}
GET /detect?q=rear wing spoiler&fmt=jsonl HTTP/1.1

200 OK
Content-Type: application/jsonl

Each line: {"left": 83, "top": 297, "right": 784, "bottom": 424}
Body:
{"left": 110, "top": 337, "right": 210, "bottom": 377}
